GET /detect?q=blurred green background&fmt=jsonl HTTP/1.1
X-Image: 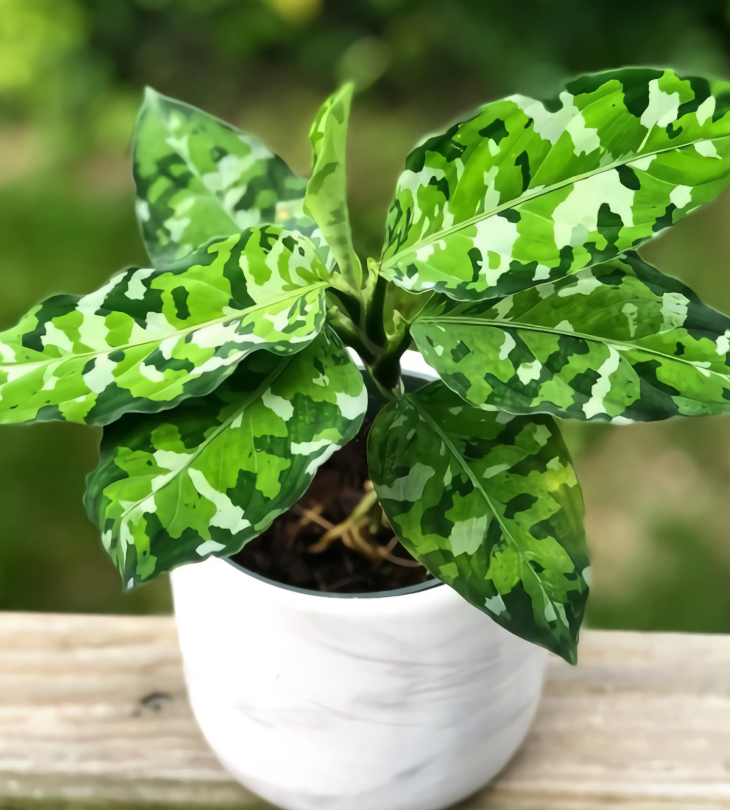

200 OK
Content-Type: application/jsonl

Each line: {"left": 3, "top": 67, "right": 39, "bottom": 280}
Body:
{"left": 2, "top": 0, "right": 730, "bottom": 630}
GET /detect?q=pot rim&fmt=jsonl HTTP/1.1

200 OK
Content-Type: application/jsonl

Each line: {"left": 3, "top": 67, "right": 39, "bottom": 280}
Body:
{"left": 224, "top": 555, "right": 443, "bottom": 599}
{"left": 222, "top": 350, "right": 444, "bottom": 603}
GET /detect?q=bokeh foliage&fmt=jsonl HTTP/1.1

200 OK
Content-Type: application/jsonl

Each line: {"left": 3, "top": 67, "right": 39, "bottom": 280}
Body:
{"left": 2, "top": 0, "right": 730, "bottom": 626}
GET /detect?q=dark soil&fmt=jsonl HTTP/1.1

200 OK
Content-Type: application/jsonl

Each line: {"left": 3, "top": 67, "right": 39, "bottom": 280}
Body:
{"left": 230, "top": 417, "right": 432, "bottom": 594}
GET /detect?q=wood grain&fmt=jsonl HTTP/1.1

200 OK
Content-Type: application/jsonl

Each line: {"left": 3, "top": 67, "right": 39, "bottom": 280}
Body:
{"left": 0, "top": 614, "right": 728, "bottom": 809}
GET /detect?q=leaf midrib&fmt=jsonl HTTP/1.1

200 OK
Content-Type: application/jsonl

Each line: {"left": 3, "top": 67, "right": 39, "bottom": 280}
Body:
{"left": 0, "top": 284, "right": 328, "bottom": 370}
{"left": 406, "top": 393, "right": 565, "bottom": 631}
{"left": 381, "top": 134, "right": 730, "bottom": 269}
{"left": 416, "top": 315, "right": 729, "bottom": 380}
{"left": 118, "top": 353, "right": 295, "bottom": 524}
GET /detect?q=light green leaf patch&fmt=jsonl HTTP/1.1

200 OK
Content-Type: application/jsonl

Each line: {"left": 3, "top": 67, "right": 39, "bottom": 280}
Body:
{"left": 375, "top": 461, "right": 435, "bottom": 501}
{"left": 368, "top": 382, "right": 588, "bottom": 663}
{"left": 85, "top": 328, "right": 367, "bottom": 587}
{"left": 134, "top": 89, "right": 318, "bottom": 267}
{"left": 412, "top": 252, "right": 730, "bottom": 423}
{"left": 0, "top": 227, "right": 329, "bottom": 426}
{"left": 381, "top": 68, "right": 730, "bottom": 301}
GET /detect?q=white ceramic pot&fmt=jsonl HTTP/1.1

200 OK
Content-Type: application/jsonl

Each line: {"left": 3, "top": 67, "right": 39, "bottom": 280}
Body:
{"left": 170, "top": 353, "right": 548, "bottom": 810}
{"left": 172, "top": 560, "right": 546, "bottom": 810}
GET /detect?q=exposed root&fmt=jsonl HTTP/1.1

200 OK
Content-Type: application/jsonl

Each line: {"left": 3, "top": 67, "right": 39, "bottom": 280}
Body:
{"left": 297, "top": 482, "right": 418, "bottom": 567}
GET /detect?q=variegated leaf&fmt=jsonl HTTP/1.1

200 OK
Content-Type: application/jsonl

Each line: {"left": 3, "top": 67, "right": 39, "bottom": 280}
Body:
{"left": 305, "top": 83, "right": 362, "bottom": 288}
{"left": 134, "top": 88, "right": 317, "bottom": 267}
{"left": 368, "top": 382, "right": 588, "bottom": 663}
{"left": 413, "top": 252, "right": 730, "bottom": 423}
{"left": 85, "top": 328, "right": 367, "bottom": 587}
{"left": 0, "top": 228, "right": 328, "bottom": 426}
{"left": 381, "top": 68, "right": 730, "bottom": 301}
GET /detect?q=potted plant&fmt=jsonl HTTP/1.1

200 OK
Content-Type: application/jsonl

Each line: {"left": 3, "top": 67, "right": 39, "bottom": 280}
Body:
{"left": 2, "top": 67, "right": 730, "bottom": 810}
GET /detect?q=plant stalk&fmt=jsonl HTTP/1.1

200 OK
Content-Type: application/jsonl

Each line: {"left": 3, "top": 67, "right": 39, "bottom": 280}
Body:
{"left": 329, "top": 260, "right": 415, "bottom": 400}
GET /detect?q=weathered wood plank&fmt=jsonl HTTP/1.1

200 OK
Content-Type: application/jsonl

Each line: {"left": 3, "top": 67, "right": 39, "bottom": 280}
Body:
{"left": 0, "top": 614, "right": 260, "bottom": 809}
{"left": 481, "top": 631, "right": 730, "bottom": 810}
{"left": 0, "top": 614, "right": 728, "bottom": 809}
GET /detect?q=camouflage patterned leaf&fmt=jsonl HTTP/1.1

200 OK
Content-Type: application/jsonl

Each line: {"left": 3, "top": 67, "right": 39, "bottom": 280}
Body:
{"left": 304, "top": 84, "right": 362, "bottom": 288}
{"left": 413, "top": 252, "right": 730, "bottom": 423}
{"left": 85, "top": 328, "right": 367, "bottom": 588}
{"left": 134, "top": 88, "right": 317, "bottom": 267}
{"left": 0, "top": 228, "right": 328, "bottom": 426}
{"left": 368, "top": 382, "right": 588, "bottom": 663}
{"left": 381, "top": 68, "right": 730, "bottom": 301}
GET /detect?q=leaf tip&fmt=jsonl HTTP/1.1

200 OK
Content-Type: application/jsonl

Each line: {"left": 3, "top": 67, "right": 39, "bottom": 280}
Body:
{"left": 142, "top": 86, "right": 162, "bottom": 108}
{"left": 327, "top": 81, "right": 356, "bottom": 110}
{"left": 560, "top": 639, "right": 579, "bottom": 666}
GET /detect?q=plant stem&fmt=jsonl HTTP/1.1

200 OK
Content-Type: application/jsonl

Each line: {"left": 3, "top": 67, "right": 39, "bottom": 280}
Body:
{"left": 366, "top": 314, "right": 413, "bottom": 398}
{"left": 328, "top": 287, "right": 362, "bottom": 327}
{"left": 365, "top": 275, "right": 388, "bottom": 348}
{"left": 366, "top": 354, "right": 404, "bottom": 398}
{"left": 329, "top": 259, "right": 414, "bottom": 400}
{"left": 328, "top": 316, "right": 378, "bottom": 365}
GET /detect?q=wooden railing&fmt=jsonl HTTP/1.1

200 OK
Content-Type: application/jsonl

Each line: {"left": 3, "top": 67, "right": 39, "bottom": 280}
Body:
{"left": 1, "top": 613, "right": 729, "bottom": 808}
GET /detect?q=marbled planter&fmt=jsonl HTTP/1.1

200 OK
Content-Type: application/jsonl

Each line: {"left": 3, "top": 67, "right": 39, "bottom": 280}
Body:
{"left": 170, "top": 353, "right": 547, "bottom": 810}
{"left": 171, "top": 557, "right": 547, "bottom": 810}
